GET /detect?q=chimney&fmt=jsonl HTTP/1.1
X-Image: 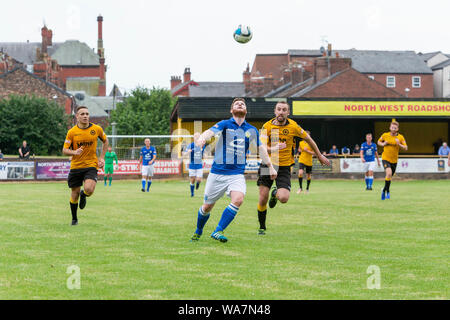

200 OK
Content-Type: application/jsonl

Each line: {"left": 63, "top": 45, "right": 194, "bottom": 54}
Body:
{"left": 313, "top": 56, "right": 352, "bottom": 83}
{"left": 183, "top": 67, "right": 191, "bottom": 83}
{"left": 263, "top": 74, "right": 275, "bottom": 94}
{"left": 291, "top": 65, "right": 304, "bottom": 84}
{"left": 252, "top": 78, "right": 264, "bottom": 95}
{"left": 313, "top": 58, "right": 330, "bottom": 83}
{"left": 243, "top": 63, "right": 251, "bottom": 93}
{"left": 97, "top": 15, "right": 106, "bottom": 96}
{"left": 97, "top": 15, "right": 104, "bottom": 58}
{"left": 99, "top": 58, "right": 106, "bottom": 96}
{"left": 282, "top": 68, "right": 292, "bottom": 84}
{"left": 41, "top": 26, "right": 52, "bottom": 54}
{"left": 171, "top": 76, "right": 182, "bottom": 89}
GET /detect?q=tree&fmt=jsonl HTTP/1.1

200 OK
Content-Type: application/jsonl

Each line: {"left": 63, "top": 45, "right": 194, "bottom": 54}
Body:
{"left": 0, "top": 95, "right": 70, "bottom": 156}
{"left": 107, "top": 87, "right": 177, "bottom": 135}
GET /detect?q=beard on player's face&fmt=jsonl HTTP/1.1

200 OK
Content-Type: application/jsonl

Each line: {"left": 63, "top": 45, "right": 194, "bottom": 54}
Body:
{"left": 231, "top": 104, "right": 247, "bottom": 118}
{"left": 232, "top": 109, "right": 247, "bottom": 117}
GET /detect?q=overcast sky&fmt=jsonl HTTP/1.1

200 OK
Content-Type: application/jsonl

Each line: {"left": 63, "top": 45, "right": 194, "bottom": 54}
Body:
{"left": 2, "top": 0, "right": 449, "bottom": 94}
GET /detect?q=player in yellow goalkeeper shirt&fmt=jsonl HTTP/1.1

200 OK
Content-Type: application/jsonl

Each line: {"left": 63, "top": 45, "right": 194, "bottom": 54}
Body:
{"left": 63, "top": 106, "right": 108, "bottom": 225}
{"left": 256, "top": 102, "right": 330, "bottom": 235}
{"left": 377, "top": 121, "right": 408, "bottom": 200}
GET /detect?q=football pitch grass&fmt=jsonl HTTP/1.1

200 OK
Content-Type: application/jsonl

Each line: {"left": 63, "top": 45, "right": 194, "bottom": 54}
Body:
{"left": 0, "top": 179, "right": 448, "bottom": 300}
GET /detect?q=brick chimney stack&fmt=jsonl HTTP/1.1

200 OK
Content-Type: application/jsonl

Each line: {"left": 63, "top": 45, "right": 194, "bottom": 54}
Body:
{"left": 243, "top": 63, "right": 251, "bottom": 93}
{"left": 291, "top": 65, "right": 304, "bottom": 84}
{"left": 263, "top": 74, "right": 275, "bottom": 93}
{"left": 41, "top": 26, "right": 53, "bottom": 54}
{"left": 183, "top": 67, "right": 191, "bottom": 83}
{"left": 97, "top": 15, "right": 106, "bottom": 96}
{"left": 313, "top": 56, "right": 352, "bottom": 83}
{"left": 97, "top": 15, "right": 104, "bottom": 58}
{"left": 282, "top": 68, "right": 292, "bottom": 84}
{"left": 171, "top": 76, "right": 182, "bottom": 89}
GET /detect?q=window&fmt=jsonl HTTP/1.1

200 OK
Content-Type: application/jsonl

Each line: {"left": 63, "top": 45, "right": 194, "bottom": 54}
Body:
{"left": 386, "top": 76, "right": 396, "bottom": 88}
{"left": 368, "top": 75, "right": 375, "bottom": 80}
{"left": 412, "top": 76, "right": 421, "bottom": 88}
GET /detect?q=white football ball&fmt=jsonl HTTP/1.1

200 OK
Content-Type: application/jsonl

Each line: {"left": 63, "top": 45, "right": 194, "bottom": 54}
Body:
{"left": 233, "top": 25, "right": 253, "bottom": 44}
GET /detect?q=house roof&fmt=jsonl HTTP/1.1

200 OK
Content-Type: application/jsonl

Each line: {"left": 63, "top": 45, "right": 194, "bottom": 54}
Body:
{"left": 69, "top": 91, "right": 109, "bottom": 117}
{"left": 264, "top": 81, "right": 293, "bottom": 97}
{"left": 338, "top": 50, "right": 432, "bottom": 74}
{"left": 0, "top": 40, "right": 99, "bottom": 67}
{"left": 272, "top": 78, "right": 314, "bottom": 98}
{"left": 289, "top": 49, "right": 433, "bottom": 74}
{"left": 288, "top": 50, "right": 323, "bottom": 57}
{"left": 431, "top": 59, "right": 450, "bottom": 70}
{"left": 188, "top": 82, "right": 245, "bottom": 97}
{"left": 170, "top": 80, "right": 197, "bottom": 96}
{"left": 417, "top": 51, "right": 441, "bottom": 62}
{"left": 50, "top": 40, "right": 100, "bottom": 66}
{"left": 0, "top": 42, "right": 62, "bottom": 65}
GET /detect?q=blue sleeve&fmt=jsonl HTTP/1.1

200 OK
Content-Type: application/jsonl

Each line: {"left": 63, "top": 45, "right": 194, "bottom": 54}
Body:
{"left": 153, "top": 146, "right": 157, "bottom": 155}
{"left": 140, "top": 148, "right": 143, "bottom": 156}
{"left": 210, "top": 120, "right": 227, "bottom": 133}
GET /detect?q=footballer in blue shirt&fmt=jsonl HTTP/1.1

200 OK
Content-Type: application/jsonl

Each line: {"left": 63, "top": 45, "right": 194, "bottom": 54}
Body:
{"left": 183, "top": 132, "right": 207, "bottom": 197}
{"left": 190, "top": 98, "right": 277, "bottom": 243}
{"left": 360, "top": 133, "right": 381, "bottom": 190}
{"left": 139, "top": 138, "right": 157, "bottom": 192}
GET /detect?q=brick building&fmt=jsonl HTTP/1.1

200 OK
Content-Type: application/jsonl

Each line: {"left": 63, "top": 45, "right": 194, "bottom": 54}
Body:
{"left": 0, "top": 67, "right": 74, "bottom": 114}
{"left": 0, "top": 15, "right": 107, "bottom": 97}
{"left": 245, "top": 48, "right": 434, "bottom": 98}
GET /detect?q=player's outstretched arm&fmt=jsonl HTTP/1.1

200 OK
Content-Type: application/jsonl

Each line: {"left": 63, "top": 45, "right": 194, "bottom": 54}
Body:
{"left": 197, "top": 129, "right": 215, "bottom": 147}
{"left": 304, "top": 134, "right": 330, "bottom": 166}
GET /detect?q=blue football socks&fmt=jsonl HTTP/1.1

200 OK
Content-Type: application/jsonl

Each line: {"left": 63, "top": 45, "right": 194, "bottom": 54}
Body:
{"left": 190, "top": 184, "right": 195, "bottom": 197}
{"left": 215, "top": 204, "right": 239, "bottom": 233}
{"left": 195, "top": 207, "right": 210, "bottom": 236}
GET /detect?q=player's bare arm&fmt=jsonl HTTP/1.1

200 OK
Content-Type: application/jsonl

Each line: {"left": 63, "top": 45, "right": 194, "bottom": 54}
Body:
{"left": 196, "top": 129, "right": 215, "bottom": 147}
{"left": 378, "top": 138, "right": 387, "bottom": 147}
{"left": 304, "top": 134, "right": 330, "bottom": 166}
{"left": 63, "top": 146, "right": 84, "bottom": 156}
{"left": 258, "top": 144, "right": 277, "bottom": 180}
{"left": 98, "top": 139, "right": 109, "bottom": 169}
{"left": 396, "top": 139, "right": 408, "bottom": 151}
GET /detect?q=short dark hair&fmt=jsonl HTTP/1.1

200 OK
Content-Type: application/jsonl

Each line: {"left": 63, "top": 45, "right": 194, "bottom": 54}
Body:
{"left": 76, "top": 106, "right": 88, "bottom": 113}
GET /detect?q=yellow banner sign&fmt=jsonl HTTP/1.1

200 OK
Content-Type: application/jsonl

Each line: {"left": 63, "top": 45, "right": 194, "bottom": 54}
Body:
{"left": 293, "top": 101, "right": 450, "bottom": 116}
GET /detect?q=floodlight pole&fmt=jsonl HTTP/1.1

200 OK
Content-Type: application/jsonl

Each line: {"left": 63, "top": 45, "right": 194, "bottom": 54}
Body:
{"left": 111, "top": 122, "right": 117, "bottom": 151}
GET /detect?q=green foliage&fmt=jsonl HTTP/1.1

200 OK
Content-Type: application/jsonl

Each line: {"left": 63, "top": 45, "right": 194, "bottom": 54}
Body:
{"left": 0, "top": 95, "right": 70, "bottom": 156}
{"left": 107, "top": 87, "right": 177, "bottom": 136}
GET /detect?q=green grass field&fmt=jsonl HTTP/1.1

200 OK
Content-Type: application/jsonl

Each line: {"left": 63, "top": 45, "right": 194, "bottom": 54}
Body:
{"left": 0, "top": 179, "right": 448, "bottom": 300}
